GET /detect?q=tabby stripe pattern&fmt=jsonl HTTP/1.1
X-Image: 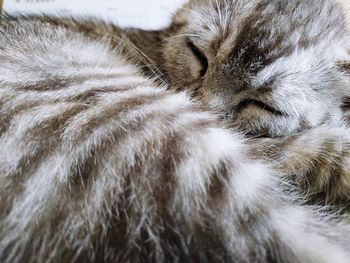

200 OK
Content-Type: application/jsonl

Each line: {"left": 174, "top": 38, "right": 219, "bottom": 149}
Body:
{"left": 1, "top": 16, "right": 350, "bottom": 263}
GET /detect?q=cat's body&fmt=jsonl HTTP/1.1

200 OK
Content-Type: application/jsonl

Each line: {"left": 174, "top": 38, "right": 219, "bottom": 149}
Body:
{"left": 1, "top": 0, "right": 350, "bottom": 262}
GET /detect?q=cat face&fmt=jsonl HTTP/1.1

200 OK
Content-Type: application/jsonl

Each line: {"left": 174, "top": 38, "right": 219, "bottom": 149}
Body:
{"left": 163, "top": 0, "right": 350, "bottom": 137}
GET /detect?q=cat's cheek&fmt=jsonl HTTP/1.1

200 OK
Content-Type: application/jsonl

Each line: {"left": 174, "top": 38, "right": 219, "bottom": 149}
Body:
{"left": 163, "top": 48, "right": 203, "bottom": 89}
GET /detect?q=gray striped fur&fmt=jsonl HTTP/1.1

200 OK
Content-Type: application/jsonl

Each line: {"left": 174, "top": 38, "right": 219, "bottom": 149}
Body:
{"left": 1, "top": 0, "right": 350, "bottom": 262}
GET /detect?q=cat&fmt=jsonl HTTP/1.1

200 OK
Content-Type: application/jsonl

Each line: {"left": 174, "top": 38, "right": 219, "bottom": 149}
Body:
{"left": 128, "top": 0, "right": 350, "bottom": 207}
{"left": 1, "top": 0, "right": 350, "bottom": 262}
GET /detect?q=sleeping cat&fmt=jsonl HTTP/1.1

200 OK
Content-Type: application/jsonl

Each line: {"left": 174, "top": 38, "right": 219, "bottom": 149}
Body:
{"left": 1, "top": 0, "right": 350, "bottom": 262}
{"left": 129, "top": 0, "right": 350, "bottom": 206}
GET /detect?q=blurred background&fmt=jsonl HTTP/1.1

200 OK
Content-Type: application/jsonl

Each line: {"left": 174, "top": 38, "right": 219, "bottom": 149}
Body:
{"left": 1, "top": 0, "right": 350, "bottom": 29}
{"left": 2, "top": 0, "right": 188, "bottom": 29}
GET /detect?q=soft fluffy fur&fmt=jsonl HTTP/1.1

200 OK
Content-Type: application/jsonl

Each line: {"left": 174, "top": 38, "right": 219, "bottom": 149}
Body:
{"left": 1, "top": 0, "right": 350, "bottom": 262}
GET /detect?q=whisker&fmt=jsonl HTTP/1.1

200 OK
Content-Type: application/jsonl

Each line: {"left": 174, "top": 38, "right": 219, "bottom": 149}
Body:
{"left": 152, "top": 33, "right": 202, "bottom": 47}
{"left": 105, "top": 32, "right": 167, "bottom": 82}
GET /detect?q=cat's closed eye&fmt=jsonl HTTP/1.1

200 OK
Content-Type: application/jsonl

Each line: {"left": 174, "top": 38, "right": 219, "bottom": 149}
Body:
{"left": 186, "top": 38, "right": 208, "bottom": 77}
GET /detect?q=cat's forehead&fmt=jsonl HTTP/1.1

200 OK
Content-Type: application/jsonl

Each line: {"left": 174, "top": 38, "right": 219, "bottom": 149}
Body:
{"left": 171, "top": 0, "right": 350, "bottom": 89}
{"left": 180, "top": 0, "right": 252, "bottom": 44}
{"left": 178, "top": 0, "right": 347, "bottom": 59}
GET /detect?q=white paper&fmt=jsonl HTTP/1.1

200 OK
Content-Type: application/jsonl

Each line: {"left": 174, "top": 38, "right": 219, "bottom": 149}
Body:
{"left": 3, "top": 0, "right": 188, "bottom": 29}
